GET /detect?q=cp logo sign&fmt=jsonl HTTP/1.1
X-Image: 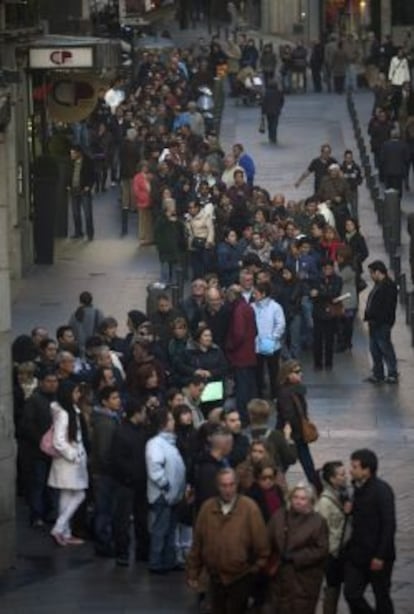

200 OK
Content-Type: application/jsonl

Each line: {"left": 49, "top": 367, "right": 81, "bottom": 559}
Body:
{"left": 50, "top": 50, "right": 73, "bottom": 65}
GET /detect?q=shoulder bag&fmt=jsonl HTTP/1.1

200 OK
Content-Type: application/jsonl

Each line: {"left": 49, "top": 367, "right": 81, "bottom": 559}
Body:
{"left": 292, "top": 393, "right": 319, "bottom": 444}
{"left": 40, "top": 426, "right": 60, "bottom": 458}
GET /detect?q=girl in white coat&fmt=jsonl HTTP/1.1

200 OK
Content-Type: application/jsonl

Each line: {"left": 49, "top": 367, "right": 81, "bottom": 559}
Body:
{"left": 48, "top": 383, "right": 89, "bottom": 546}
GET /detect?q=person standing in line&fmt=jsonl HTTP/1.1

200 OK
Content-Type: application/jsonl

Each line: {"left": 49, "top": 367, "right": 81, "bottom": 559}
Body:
{"left": 252, "top": 281, "right": 286, "bottom": 401}
{"left": 267, "top": 482, "right": 329, "bottom": 614}
{"left": 380, "top": 128, "right": 410, "bottom": 197}
{"left": 261, "top": 80, "right": 285, "bottom": 144}
{"left": 133, "top": 161, "right": 153, "bottom": 246}
{"left": 364, "top": 260, "right": 398, "bottom": 384}
{"left": 225, "top": 284, "right": 258, "bottom": 424}
{"left": 187, "top": 468, "right": 269, "bottom": 614}
{"left": 317, "top": 461, "right": 352, "bottom": 614}
{"left": 145, "top": 408, "right": 186, "bottom": 573}
{"left": 68, "top": 291, "right": 104, "bottom": 356}
{"left": 48, "top": 382, "right": 89, "bottom": 546}
{"left": 341, "top": 150, "right": 363, "bottom": 219}
{"left": 344, "top": 449, "right": 396, "bottom": 614}
{"left": 67, "top": 145, "right": 95, "bottom": 241}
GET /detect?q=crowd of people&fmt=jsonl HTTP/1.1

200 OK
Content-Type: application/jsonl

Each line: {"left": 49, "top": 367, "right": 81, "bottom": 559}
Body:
{"left": 11, "top": 28, "right": 405, "bottom": 614}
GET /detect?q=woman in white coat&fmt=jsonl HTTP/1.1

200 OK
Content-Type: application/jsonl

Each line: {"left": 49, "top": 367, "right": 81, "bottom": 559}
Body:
{"left": 48, "top": 383, "right": 89, "bottom": 546}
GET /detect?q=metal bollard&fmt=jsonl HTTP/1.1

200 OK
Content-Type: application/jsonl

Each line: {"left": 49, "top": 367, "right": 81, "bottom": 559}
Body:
{"left": 390, "top": 253, "right": 401, "bottom": 277}
{"left": 176, "top": 265, "right": 185, "bottom": 302}
{"left": 376, "top": 197, "right": 384, "bottom": 224}
{"left": 398, "top": 273, "right": 407, "bottom": 305}
{"left": 406, "top": 291, "right": 414, "bottom": 325}
{"left": 384, "top": 188, "right": 401, "bottom": 247}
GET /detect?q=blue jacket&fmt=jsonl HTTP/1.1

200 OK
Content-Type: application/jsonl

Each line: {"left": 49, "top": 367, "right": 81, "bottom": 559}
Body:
{"left": 253, "top": 297, "right": 286, "bottom": 354}
{"left": 145, "top": 432, "right": 186, "bottom": 505}
{"left": 239, "top": 153, "right": 256, "bottom": 185}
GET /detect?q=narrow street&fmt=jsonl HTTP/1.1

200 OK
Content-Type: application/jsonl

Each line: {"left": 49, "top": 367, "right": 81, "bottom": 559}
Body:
{"left": 6, "top": 81, "right": 414, "bottom": 612}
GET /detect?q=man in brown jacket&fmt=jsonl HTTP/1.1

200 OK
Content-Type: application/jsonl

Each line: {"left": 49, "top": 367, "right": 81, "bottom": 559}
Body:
{"left": 187, "top": 468, "right": 269, "bottom": 614}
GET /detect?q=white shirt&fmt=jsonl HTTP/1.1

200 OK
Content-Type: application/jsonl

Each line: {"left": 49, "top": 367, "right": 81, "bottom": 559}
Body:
{"left": 388, "top": 56, "right": 411, "bottom": 86}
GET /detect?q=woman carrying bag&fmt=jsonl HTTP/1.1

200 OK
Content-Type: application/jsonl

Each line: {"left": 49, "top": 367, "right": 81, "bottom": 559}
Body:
{"left": 276, "top": 360, "right": 320, "bottom": 490}
{"left": 48, "top": 382, "right": 89, "bottom": 546}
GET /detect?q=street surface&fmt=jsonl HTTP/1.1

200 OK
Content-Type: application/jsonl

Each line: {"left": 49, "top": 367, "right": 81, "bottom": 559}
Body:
{"left": 5, "top": 78, "right": 414, "bottom": 611}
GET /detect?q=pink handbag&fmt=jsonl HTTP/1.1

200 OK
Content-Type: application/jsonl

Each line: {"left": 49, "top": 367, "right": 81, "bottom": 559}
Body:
{"left": 40, "top": 426, "right": 60, "bottom": 458}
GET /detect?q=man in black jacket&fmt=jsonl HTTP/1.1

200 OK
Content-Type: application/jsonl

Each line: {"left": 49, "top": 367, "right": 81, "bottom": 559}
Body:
{"left": 111, "top": 398, "right": 149, "bottom": 566}
{"left": 344, "top": 449, "right": 396, "bottom": 614}
{"left": 364, "top": 260, "right": 398, "bottom": 383}
{"left": 193, "top": 426, "right": 233, "bottom": 512}
{"left": 261, "top": 81, "right": 285, "bottom": 144}
{"left": 380, "top": 129, "right": 409, "bottom": 196}
{"left": 19, "top": 370, "right": 58, "bottom": 526}
{"left": 68, "top": 145, "right": 96, "bottom": 240}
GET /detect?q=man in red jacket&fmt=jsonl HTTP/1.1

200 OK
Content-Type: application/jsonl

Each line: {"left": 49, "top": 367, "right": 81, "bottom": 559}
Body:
{"left": 225, "top": 285, "right": 257, "bottom": 425}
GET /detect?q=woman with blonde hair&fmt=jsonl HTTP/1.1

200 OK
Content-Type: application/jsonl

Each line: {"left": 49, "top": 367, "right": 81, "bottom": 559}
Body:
{"left": 267, "top": 482, "right": 329, "bottom": 614}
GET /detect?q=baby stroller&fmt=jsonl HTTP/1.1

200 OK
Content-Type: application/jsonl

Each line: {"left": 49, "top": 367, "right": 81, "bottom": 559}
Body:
{"left": 235, "top": 67, "right": 265, "bottom": 106}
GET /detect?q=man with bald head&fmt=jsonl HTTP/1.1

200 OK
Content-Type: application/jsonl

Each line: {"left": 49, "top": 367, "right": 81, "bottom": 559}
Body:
{"left": 200, "top": 287, "right": 230, "bottom": 348}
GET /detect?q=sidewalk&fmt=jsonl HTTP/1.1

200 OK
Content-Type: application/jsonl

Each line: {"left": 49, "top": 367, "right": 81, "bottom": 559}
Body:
{"left": 7, "top": 76, "right": 414, "bottom": 613}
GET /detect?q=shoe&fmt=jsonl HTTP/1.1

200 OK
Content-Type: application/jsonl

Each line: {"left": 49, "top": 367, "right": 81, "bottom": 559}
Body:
{"left": 70, "top": 233, "right": 84, "bottom": 239}
{"left": 385, "top": 376, "right": 399, "bottom": 384}
{"left": 65, "top": 536, "right": 85, "bottom": 545}
{"left": 116, "top": 557, "right": 130, "bottom": 567}
{"left": 51, "top": 531, "right": 67, "bottom": 546}
{"left": 364, "top": 375, "right": 384, "bottom": 384}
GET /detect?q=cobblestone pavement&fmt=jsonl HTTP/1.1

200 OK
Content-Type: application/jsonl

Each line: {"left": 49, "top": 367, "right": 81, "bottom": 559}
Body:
{"left": 6, "top": 75, "right": 414, "bottom": 611}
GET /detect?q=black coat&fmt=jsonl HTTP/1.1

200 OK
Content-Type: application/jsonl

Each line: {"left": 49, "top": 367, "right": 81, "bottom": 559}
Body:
{"left": 110, "top": 421, "right": 148, "bottom": 494}
{"left": 311, "top": 274, "right": 343, "bottom": 321}
{"left": 193, "top": 452, "right": 225, "bottom": 511}
{"left": 364, "top": 277, "right": 398, "bottom": 327}
{"left": 200, "top": 305, "right": 230, "bottom": 349}
{"left": 380, "top": 138, "right": 410, "bottom": 177}
{"left": 19, "top": 389, "right": 54, "bottom": 459}
{"left": 228, "top": 433, "right": 250, "bottom": 468}
{"left": 262, "top": 85, "right": 285, "bottom": 116}
{"left": 346, "top": 476, "right": 396, "bottom": 568}
{"left": 179, "top": 343, "right": 228, "bottom": 383}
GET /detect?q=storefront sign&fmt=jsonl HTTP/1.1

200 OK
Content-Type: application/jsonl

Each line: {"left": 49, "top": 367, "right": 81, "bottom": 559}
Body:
{"left": 48, "top": 74, "right": 99, "bottom": 122}
{"left": 29, "top": 47, "right": 94, "bottom": 69}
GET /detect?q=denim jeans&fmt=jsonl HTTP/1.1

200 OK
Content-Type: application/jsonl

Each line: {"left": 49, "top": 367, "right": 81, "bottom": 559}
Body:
{"left": 233, "top": 366, "right": 258, "bottom": 424}
{"left": 160, "top": 261, "right": 178, "bottom": 284}
{"left": 28, "top": 457, "right": 56, "bottom": 523}
{"left": 149, "top": 495, "right": 178, "bottom": 571}
{"left": 93, "top": 475, "right": 117, "bottom": 551}
{"left": 256, "top": 350, "right": 280, "bottom": 400}
{"left": 71, "top": 190, "right": 94, "bottom": 239}
{"left": 284, "top": 314, "right": 301, "bottom": 359}
{"left": 296, "top": 440, "right": 318, "bottom": 487}
{"left": 345, "top": 64, "right": 358, "bottom": 91}
{"left": 369, "top": 323, "right": 398, "bottom": 379}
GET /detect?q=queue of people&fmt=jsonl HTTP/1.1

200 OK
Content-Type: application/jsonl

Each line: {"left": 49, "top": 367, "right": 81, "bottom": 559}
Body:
{"left": 10, "top": 27, "right": 404, "bottom": 614}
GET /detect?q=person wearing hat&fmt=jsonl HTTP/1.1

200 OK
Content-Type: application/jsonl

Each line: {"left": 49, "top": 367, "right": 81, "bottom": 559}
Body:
{"left": 364, "top": 261, "right": 398, "bottom": 383}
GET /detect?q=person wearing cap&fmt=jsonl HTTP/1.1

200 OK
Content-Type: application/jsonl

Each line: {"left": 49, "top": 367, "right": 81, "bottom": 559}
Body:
{"left": 364, "top": 261, "right": 398, "bottom": 383}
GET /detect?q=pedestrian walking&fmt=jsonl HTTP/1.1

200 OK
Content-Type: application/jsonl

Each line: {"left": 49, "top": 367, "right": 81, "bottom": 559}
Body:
{"left": 67, "top": 146, "right": 95, "bottom": 241}
{"left": 261, "top": 81, "right": 285, "bottom": 144}
{"left": 343, "top": 449, "right": 396, "bottom": 614}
